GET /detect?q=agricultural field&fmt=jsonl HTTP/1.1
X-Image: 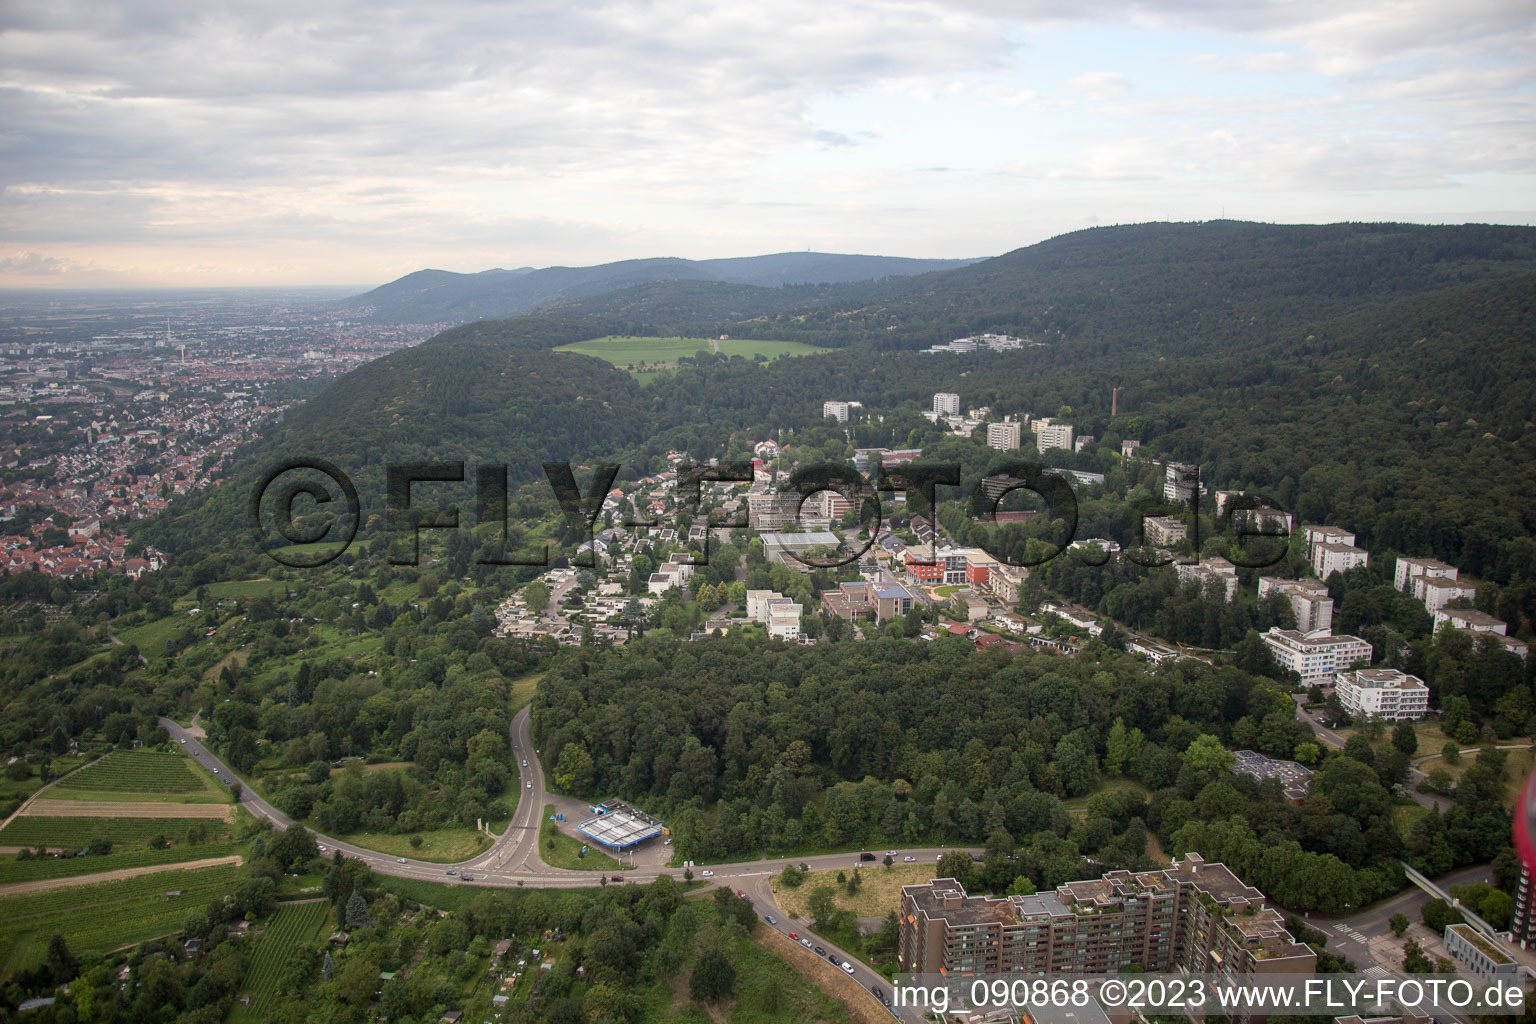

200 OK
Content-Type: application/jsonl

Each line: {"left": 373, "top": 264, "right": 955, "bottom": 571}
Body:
{"left": 230, "top": 901, "right": 330, "bottom": 1023}
{"left": 0, "top": 841, "right": 243, "bottom": 884}
{"left": 54, "top": 749, "right": 207, "bottom": 795}
{"left": 552, "top": 335, "right": 825, "bottom": 377}
{"left": 0, "top": 814, "right": 232, "bottom": 849}
{"left": 0, "top": 862, "right": 239, "bottom": 976}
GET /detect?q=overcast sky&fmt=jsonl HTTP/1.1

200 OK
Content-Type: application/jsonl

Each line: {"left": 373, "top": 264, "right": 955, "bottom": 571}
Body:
{"left": 2, "top": 0, "right": 1533, "bottom": 287}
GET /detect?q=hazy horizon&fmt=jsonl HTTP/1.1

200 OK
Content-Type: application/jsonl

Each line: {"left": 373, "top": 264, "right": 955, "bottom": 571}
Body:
{"left": 4, "top": 0, "right": 1534, "bottom": 288}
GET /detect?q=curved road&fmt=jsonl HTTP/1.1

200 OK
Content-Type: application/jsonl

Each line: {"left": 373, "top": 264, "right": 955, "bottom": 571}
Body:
{"left": 159, "top": 709, "right": 972, "bottom": 889}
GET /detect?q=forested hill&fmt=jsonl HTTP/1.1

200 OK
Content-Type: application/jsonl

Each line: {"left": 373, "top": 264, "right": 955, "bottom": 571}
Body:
{"left": 342, "top": 251, "right": 979, "bottom": 324}
{"left": 136, "top": 221, "right": 1536, "bottom": 585}
{"left": 540, "top": 221, "right": 1536, "bottom": 352}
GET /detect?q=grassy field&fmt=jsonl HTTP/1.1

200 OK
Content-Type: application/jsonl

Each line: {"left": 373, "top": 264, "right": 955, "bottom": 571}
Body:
{"left": 0, "top": 861, "right": 239, "bottom": 976}
{"left": 771, "top": 862, "right": 938, "bottom": 919}
{"left": 0, "top": 815, "right": 232, "bottom": 849}
{"left": 230, "top": 901, "right": 330, "bottom": 1023}
{"left": 539, "top": 804, "right": 619, "bottom": 871}
{"left": 0, "top": 841, "right": 244, "bottom": 884}
{"left": 333, "top": 829, "right": 490, "bottom": 863}
{"left": 508, "top": 671, "right": 540, "bottom": 710}
{"left": 1414, "top": 746, "right": 1534, "bottom": 807}
{"left": 553, "top": 336, "right": 826, "bottom": 377}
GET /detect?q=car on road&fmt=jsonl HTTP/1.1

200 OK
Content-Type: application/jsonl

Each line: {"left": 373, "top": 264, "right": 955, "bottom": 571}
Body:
{"left": 317, "top": 844, "right": 325, "bottom": 852}
{"left": 526, "top": 782, "right": 532, "bottom": 788}
{"left": 872, "top": 985, "right": 888, "bottom": 1005}
{"left": 840, "top": 961, "right": 854, "bottom": 975}
{"left": 179, "top": 738, "right": 186, "bottom": 744}
{"left": 611, "top": 875, "right": 623, "bottom": 882}
{"left": 788, "top": 931, "right": 799, "bottom": 940}
{"left": 827, "top": 952, "right": 838, "bottom": 963}
{"left": 397, "top": 857, "right": 407, "bottom": 863}
{"left": 799, "top": 938, "right": 812, "bottom": 949}
{"left": 902, "top": 855, "right": 916, "bottom": 862}
{"left": 814, "top": 945, "right": 825, "bottom": 955}
{"left": 859, "top": 852, "right": 875, "bottom": 861}
{"left": 521, "top": 759, "right": 527, "bottom": 767}
{"left": 736, "top": 889, "right": 745, "bottom": 898}
{"left": 764, "top": 915, "right": 776, "bottom": 925}
{"left": 445, "top": 870, "right": 457, "bottom": 876}
{"left": 886, "top": 850, "right": 897, "bottom": 855}
{"left": 461, "top": 874, "right": 474, "bottom": 881}
{"left": 700, "top": 870, "right": 713, "bottom": 877}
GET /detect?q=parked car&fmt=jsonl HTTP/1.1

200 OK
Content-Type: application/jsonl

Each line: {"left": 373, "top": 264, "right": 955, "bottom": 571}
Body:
{"left": 799, "top": 938, "right": 812, "bottom": 949}
{"left": 814, "top": 945, "right": 825, "bottom": 956}
{"left": 764, "top": 915, "right": 777, "bottom": 925}
{"left": 840, "top": 961, "right": 854, "bottom": 975}
{"left": 789, "top": 931, "right": 799, "bottom": 940}
{"left": 827, "top": 952, "right": 839, "bottom": 963}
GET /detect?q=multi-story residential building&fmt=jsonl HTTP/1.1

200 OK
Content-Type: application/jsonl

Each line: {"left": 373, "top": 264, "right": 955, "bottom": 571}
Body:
{"left": 765, "top": 600, "right": 802, "bottom": 640}
{"left": 1394, "top": 555, "right": 1458, "bottom": 593}
{"left": 1033, "top": 418, "right": 1074, "bottom": 454}
{"left": 1262, "top": 628, "right": 1372, "bottom": 686}
{"left": 986, "top": 417, "right": 1023, "bottom": 451}
{"left": 1163, "top": 462, "right": 1200, "bottom": 504}
{"left": 1120, "top": 439, "right": 1142, "bottom": 458}
{"left": 822, "top": 400, "right": 861, "bottom": 421}
{"left": 1312, "top": 542, "right": 1369, "bottom": 581}
{"left": 1234, "top": 506, "right": 1293, "bottom": 536}
{"left": 1511, "top": 863, "right": 1536, "bottom": 949}
{"left": 1334, "top": 668, "right": 1429, "bottom": 721}
{"left": 933, "top": 392, "right": 961, "bottom": 416}
{"left": 899, "top": 854, "right": 1314, "bottom": 989}
{"left": 1303, "top": 525, "right": 1354, "bottom": 560}
{"left": 988, "top": 563, "right": 1029, "bottom": 605}
{"left": 1073, "top": 434, "right": 1094, "bottom": 452}
{"left": 1258, "top": 577, "right": 1334, "bottom": 633}
{"left": 1143, "top": 515, "right": 1188, "bottom": 547}
{"left": 1433, "top": 607, "right": 1506, "bottom": 635}
{"left": 1177, "top": 556, "right": 1238, "bottom": 601}
{"left": 1416, "top": 576, "right": 1476, "bottom": 613}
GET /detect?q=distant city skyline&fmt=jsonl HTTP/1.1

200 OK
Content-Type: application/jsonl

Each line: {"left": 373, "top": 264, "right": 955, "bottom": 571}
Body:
{"left": 3, "top": 0, "right": 1534, "bottom": 287}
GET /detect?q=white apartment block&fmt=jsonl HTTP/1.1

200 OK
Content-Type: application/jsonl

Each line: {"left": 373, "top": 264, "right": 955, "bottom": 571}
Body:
{"left": 765, "top": 600, "right": 802, "bottom": 640}
{"left": 1163, "top": 462, "right": 1200, "bottom": 503}
{"left": 1262, "top": 627, "right": 1373, "bottom": 686}
{"left": 1417, "top": 576, "right": 1477, "bottom": 612}
{"left": 1034, "top": 420, "right": 1074, "bottom": 454}
{"left": 1312, "top": 542, "right": 1369, "bottom": 581}
{"left": 1121, "top": 440, "right": 1142, "bottom": 458}
{"left": 1395, "top": 555, "right": 1458, "bottom": 592}
{"left": 1433, "top": 607, "right": 1506, "bottom": 635}
{"left": 986, "top": 418, "right": 1023, "bottom": 451}
{"left": 1335, "top": 668, "right": 1430, "bottom": 721}
{"left": 823, "top": 400, "right": 861, "bottom": 421}
{"left": 1258, "top": 577, "right": 1334, "bottom": 634}
{"left": 1303, "top": 525, "right": 1355, "bottom": 560}
{"left": 933, "top": 392, "right": 961, "bottom": 416}
{"left": 1176, "top": 557, "right": 1238, "bottom": 601}
{"left": 988, "top": 563, "right": 1030, "bottom": 604}
{"left": 1143, "top": 515, "right": 1188, "bottom": 547}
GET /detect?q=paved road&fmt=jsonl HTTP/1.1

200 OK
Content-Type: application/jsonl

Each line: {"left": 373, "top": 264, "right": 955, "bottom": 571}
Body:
{"left": 158, "top": 710, "right": 973, "bottom": 891}
{"left": 1291, "top": 697, "right": 1451, "bottom": 812}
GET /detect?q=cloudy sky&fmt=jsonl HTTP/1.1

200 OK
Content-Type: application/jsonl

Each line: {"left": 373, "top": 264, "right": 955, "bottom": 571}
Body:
{"left": 2, "top": 0, "right": 1534, "bottom": 287}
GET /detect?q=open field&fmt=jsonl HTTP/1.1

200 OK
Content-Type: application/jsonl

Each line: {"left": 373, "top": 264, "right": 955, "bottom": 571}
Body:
{"left": 1414, "top": 747, "right": 1534, "bottom": 807}
{"left": 0, "top": 861, "right": 240, "bottom": 976}
{"left": 553, "top": 335, "right": 825, "bottom": 375}
{"left": 0, "top": 855, "right": 242, "bottom": 897}
{"left": 0, "top": 841, "right": 243, "bottom": 884}
{"left": 771, "top": 862, "right": 939, "bottom": 919}
{"left": 55, "top": 749, "right": 206, "bottom": 794}
{"left": 507, "top": 671, "right": 540, "bottom": 710}
{"left": 230, "top": 901, "right": 330, "bottom": 1023}
{"left": 334, "top": 829, "right": 490, "bottom": 863}
{"left": 0, "top": 814, "right": 232, "bottom": 848}
{"left": 21, "top": 799, "right": 233, "bottom": 820}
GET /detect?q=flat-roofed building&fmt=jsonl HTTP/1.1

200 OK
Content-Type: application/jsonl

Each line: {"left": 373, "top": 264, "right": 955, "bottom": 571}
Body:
{"left": 1303, "top": 525, "right": 1355, "bottom": 560}
{"left": 899, "top": 855, "right": 1314, "bottom": 1002}
{"left": 1433, "top": 607, "right": 1506, "bottom": 635}
{"left": 1335, "top": 668, "right": 1429, "bottom": 721}
{"left": 1034, "top": 419, "right": 1074, "bottom": 454}
{"left": 1144, "top": 515, "right": 1188, "bottom": 547}
{"left": 1177, "top": 556, "right": 1238, "bottom": 601}
{"left": 933, "top": 392, "right": 961, "bottom": 416}
{"left": 1258, "top": 577, "right": 1334, "bottom": 633}
{"left": 1444, "top": 923, "right": 1518, "bottom": 980}
{"left": 1262, "top": 627, "right": 1372, "bottom": 686}
{"left": 1313, "top": 542, "right": 1369, "bottom": 581}
{"left": 986, "top": 417, "right": 1023, "bottom": 451}
{"left": 1416, "top": 576, "right": 1476, "bottom": 612}
{"left": 1395, "top": 555, "right": 1458, "bottom": 592}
